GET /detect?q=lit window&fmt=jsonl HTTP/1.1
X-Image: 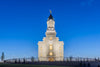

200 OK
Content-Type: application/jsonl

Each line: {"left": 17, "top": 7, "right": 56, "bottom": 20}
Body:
{"left": 50, "top": 45, "right": 53, "bottom": 50}
{"left": 59, "top": 47, "right": 61, "bottom": 50}
{"left": 40, "top": 47, "right": 42, "bottom": 50}
{"left": 49, "top": 52, "right": 53, "bottom": 56}
{"left": 40, "top": 54, "right": 42, "bottom": 57}
{"left": 49, "top": 37, "right": 53, "bottom": 40}
{"left": 60, "top": 53, "right": 62, "bottom": 56}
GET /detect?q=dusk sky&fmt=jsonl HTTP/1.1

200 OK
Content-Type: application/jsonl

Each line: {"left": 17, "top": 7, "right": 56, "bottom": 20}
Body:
{"left": 0, "top": 0, "right": 100, "bottom": 60}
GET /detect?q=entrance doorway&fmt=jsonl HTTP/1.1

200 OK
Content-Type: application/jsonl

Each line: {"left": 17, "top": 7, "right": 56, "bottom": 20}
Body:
{"left": 48, "top": 57, "right": 54, "bottom": 62}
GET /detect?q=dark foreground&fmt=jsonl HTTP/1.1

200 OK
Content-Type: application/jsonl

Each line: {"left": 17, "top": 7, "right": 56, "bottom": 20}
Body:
{"left": 2, "top": 61, "right": 100, "bottom": 67}
{"left": 0, "top": 64, "right": 71, "bottom": 67}
{"left": 1, "top": 61, "right": 100, "bottom": 67}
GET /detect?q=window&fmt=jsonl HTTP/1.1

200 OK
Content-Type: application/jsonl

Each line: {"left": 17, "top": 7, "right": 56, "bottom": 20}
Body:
{"left": 60, "top": 53, "right": 62, "bottom": 56}
{"left": 59, "top": 46, "right": 61, "bottom": 50}
{"left": 49, "top": 52, "right": 53, "bottom": 56}
{"left": 40, "top": 53, "right": 42, "bottom": 57}
{"left": 49, "top": 37, "right": 53, "bottom": 40}
{"left": 40, "top": 47, "right": 42, "bottom": 50}
{"left": 50, "top": 45, "right": 53, "bottom": 50}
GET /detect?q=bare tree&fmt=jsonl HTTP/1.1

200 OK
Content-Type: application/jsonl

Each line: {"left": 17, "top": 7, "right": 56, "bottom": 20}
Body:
{"left": 31, "top": 57, "right": 34, "bottom": 62}
{"left": 23, "top": 58, "right": 26, "bottom": 63}
{"left": 69, "top": 56, "right": 73, "bottom": 61}
{"left": 1, "top": 52, "right": 4, "bottom": 61}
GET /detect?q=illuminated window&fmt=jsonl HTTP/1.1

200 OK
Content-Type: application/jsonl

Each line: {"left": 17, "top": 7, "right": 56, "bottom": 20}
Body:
{"left": 60, "top": 53, "right": 62, "bottom": 56}
{"left": 50, "top": 45, "right": 53, "bottom": 50}
{"left": 40, "top": 53, "right": 42, "bottom": 57}
{"left": 40, "top": 47, "right": 42, "bottom": 50}
{"left": 49, "top": 52, "right": 53, "bottom": 56}
{"left": 59, "top": 47, "right": 61, "bottom": 50}
{"left": 49, "top": 37, "right": 53, "bottom": 40}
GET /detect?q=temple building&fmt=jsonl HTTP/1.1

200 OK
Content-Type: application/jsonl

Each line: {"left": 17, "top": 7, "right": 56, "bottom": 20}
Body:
{"left": 38, "top": 11, "right": 64, "bottom": 61}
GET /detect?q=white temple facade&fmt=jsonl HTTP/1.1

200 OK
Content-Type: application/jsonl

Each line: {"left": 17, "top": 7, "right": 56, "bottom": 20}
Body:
{"left": 38, "top": 12, "right": 64, "bottom": 61}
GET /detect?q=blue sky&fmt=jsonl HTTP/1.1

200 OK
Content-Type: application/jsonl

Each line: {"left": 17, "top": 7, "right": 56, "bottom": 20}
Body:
{"left": 0, "top": 0, "right": 100, "bottom": 60}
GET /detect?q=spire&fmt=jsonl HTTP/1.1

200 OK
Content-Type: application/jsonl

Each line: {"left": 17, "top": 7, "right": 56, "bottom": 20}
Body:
{"left": 48, "top": 10, "right": 54, "bottom": 21}
{"left": 50, "top": 10, "right": 52, "bottom": 14}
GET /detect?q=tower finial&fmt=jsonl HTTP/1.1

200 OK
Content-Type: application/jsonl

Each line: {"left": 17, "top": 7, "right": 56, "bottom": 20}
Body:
{"left": 50, "top": 10, "right": 52, "bottom": 14}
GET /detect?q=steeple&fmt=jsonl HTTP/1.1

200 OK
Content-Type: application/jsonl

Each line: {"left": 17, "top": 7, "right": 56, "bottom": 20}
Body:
{"left": 38, "top": 11, "right": 64, "bottom": 62}
{"left": 48, "top": 10, "right": 54, "bottom": 21}
{"left": 46, "top": 10, "right": 56, "bottom": 37}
